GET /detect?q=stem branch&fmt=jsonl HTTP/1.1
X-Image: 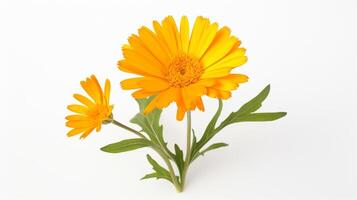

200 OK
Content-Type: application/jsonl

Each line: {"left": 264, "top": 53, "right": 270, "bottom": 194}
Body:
{"left": 111, "top": 119, "right": 182, "bottom": 192}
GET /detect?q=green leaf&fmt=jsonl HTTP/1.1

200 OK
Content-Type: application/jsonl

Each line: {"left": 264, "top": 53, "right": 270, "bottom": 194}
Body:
{"left": 237, "top": 85, "right": 270, "bottom": 115}
{"left": 101, "top": 138, "right": 151, "bottom": 153}
{"left": 203, "top": 99, "right": 223, "bottom": 135}
{"left": 143, "top": 154, "right": 173, "bottom": 183}
{"left": 130, "top": 97, "right": 174, "bottom": 159}
{"left": 130, "top": 113, "right": 159, "bottom": 143}
{"left": 141, "top": 172, "right": 158, "bottom": 180}
{"left": 192, "top": 143, "right": 228, "bottom": 161}
{"left": 173, "top": 144, "right": 184, "bottom": 177}
{"left": 191, "top": 100, "right": 223, "bottom": 161}
{"left": 221, "top": 85, "right": 270, "bottom": 126}
{"left": 219, "top": 85, "right": 286, "bottom": 128}
{"left": 233, "top": 112, "right": 287, "bottom": 122}
{"left": 135, "top": 96, "right": 155, "bottom": 113}
{"left": 200, "top": 143, "right": 228, "bottom": 155}
{"left": 191, "top": 85, "right": 286, "bottom": 161}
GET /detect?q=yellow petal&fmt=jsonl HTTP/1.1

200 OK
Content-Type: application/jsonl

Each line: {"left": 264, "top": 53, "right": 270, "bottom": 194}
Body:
{"left": 66, "top": 120, "right": 94, "bottom": 128}
{"left": 161, "top": 16, "right": 179, "bottom": 55}
{"left": 121, "top": 77, "right": 145, "bottom": 90}
{"left": 67, "top": 104, "right": 89, "bottom": 114}
{"left": 180, "top": 16, "right": 190, "bottom": 53}
{"left": 188, "top": 17, "right": 207, "bottom": 57}
{"left": 196, "top": 22, "right": 218, "bottom": 59}
{"left": 121, "top": 48, "right": 165, "bottom": 78}
{"left": 138, "top": 78, "right": 170, "bottom": 92}
{"left": 201, "top": 67, "right": 233, "bottom": 79}
{"left": 132, "top": 89, "right": 158, "bottom": 99}
{"left": 201, "top": 27, "right": 236, "bottom": 67}
{"left": 80, "top": 127, "right": 95, "bottom": 139}
{"left": 80, "top": 79, "right": 97, "bottom": 103}
{"left": 65, "top": 115, "right": 90, "bottom": 121}
{"left": 166, "top": 16, "right": 182, "bottom": 52}
{"left": 130, "top": 32, "right": 169, "bottom": 66}
{"left": 153, "top": 20, "right": 174, "bottom": 56}
{"left": 152, "top": 20, "right": 174, "bottom": 57}
{"left": 67, "top": 128, "right": 86, "bottom": 137}
{"left": 104, "top": 79, "right": 111, "bottom": 105}
{"left": 122, "top": 76, "right": 169, "bottom": 92}
{"left": 205, "top": 48, "right": 247, "bottom": 71}
{"left": 73, "top": 94, "right": 95, "bottom": 108}
{"left": 207, "top": 88, "right": 231, "bottom": 99}
{"left": 89, "top": 75, "right": 104, "bottom": 104}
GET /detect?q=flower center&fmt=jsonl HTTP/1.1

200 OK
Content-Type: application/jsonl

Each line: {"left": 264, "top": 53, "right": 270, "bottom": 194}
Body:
{"left": 166, "top": 54, "right": 204, "bottom": 87}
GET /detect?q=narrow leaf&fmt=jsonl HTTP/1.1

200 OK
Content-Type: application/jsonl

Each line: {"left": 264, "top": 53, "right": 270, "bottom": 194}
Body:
{"left": 131, "top": 97, "right": 174, "bottom": 158}
{"left": 100, "top": 138, "right": 151, "bottom": 153}
{"left": 145, "top": 154, "right": 172, "bottom": 183}
{"left": 141, "top": 172, "right": 160, "bottom": 180}
{"left": 192, "top": 100, "right": 223, "bottom": 159}
{"left": 200, "top": 143, "right": 228, "bottom": 155}
{"left": 204, "top": 99, "right": 223, "bottom": 135}
{"left": 233, "top": 112, "right": 287, "bottom": 122}
{"left": 237, "top": 85, "right": 270, "bottom": 115}
{"left": 192, "top": 143, "right": 228, "bottom": 161}
{"left": 173, "top": 144, "right": 184, "bottom": 176}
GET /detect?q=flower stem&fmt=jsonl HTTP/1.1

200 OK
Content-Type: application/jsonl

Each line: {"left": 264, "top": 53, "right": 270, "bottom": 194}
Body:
{"left": 154, "top": 147, "right": 182, "bottom": 192}
{"left": 111, "top": 119, "right": 182, "bottom": 192}
{"left": 111, "top": 119, "right": 147, "bottom": 139}
{"left": 181, "top": 111, "right": 192, "bottom": 190}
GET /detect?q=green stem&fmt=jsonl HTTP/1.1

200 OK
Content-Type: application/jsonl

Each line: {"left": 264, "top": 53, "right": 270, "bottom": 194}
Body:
{"left": 111, "top": 119, "right": 182, "bottom": 192}
{"left": 111, "top": 119, "right": 147, "bottom": 139}
{"left": 154, "top": 147, "right": 182, "bottom": 192}
{"left": 181, "top": 111, "right": 192, "bottom": 190}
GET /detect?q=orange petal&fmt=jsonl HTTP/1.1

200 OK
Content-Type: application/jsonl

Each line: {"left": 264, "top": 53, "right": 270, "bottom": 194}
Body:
{"left": 129, "top": 32, "right": 169, "bottom": 67}
{"left": 207, "top": 88, "right": 231, "bottom": 99}
{"left": 73, "top": 94, "right": 95, "bottom": 108}
{"left": 195, "top": 97, "right": 205, "bottom": 111}
{"left": 176, "top": 103, "right": 186, "bottom": 121}
{"left": 67, "top": 104, "right": 89, "bottom": 115}
{"left": 103, "top": 80, "right": 110, "bottom": 106}
{"left": 139, "top": 78, "right": 170, "bottom": 92}
{"left": 121, "top": 77, "right": 145, "bottom": 90}
{"left": 80, "top": 127, "right": 95, "bottom": 139}
{"left": 132, "top": 89, "right": 158, "bottom": 99}
{"left": 121, "top": 48, "right": 166, "bottom": 78}
{"left": 67, "top": 128, "right": 86, "bottom": 137}
{"left": 89, "top": 75, "right": 104, "bottom": 104}
{"left": 65, "top": 115, "right": 90, "bottom": 121}
{"left": 144, "top": 87, "right": 177, "bottom": 114}
{"left": 66, "top": 120, "right": 94, "bottom": 128}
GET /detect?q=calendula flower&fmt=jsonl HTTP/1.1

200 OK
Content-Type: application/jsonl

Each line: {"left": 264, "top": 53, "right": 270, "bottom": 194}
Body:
{"left": 119, "top": 16, "right": 248, "bottom": 120}
{"left": 66, "top": 75, "right": 113, "bottom": 139}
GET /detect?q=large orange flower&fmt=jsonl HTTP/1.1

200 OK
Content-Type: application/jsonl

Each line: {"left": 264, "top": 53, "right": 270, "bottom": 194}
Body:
{"left": 66, "top": 75, "right": 113, "bottom": 139}
{"left": 119, "top": 16, "right": 248, "bottom": 120}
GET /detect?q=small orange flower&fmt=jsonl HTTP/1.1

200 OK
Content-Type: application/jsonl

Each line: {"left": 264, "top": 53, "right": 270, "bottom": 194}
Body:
{"left": 66, "top": 75, "right": 113, "bottom": 139}
{"left": 118, "top": 16, "right": 248, "bottom": 120}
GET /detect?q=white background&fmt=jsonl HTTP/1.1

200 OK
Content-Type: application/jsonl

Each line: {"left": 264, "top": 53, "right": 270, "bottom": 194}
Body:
{"left": 1, "top": 0, "right": 356, "bottom": 199}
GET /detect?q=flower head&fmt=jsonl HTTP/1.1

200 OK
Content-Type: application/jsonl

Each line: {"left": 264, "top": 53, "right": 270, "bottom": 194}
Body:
{"left": 66, "top": 75, "right": 113, "bottom": 139}
{"left": 119, "top": 16, "right": 248, "bottom": 120}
